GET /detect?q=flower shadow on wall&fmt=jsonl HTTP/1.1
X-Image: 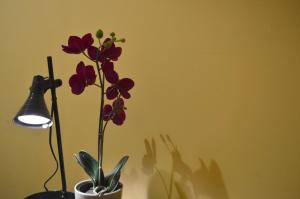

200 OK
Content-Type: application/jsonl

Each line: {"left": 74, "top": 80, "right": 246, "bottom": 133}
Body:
{"left": 142, "top": 135, "right": 230, "bottom": 199}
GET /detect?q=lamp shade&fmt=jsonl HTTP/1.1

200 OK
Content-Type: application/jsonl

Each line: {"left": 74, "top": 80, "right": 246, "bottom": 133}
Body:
{"left": 13, "top": 75, "right": 53, "bottom": 128}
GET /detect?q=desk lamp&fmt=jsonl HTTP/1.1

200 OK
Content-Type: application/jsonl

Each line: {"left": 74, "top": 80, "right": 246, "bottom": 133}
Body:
{"left": 13, "top": 56, "right": 74, "bottom": 199}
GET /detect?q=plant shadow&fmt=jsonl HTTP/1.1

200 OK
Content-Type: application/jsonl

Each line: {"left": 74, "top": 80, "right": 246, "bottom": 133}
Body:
{"left": 142, "top": 135, "right": 229, "bottom": 199}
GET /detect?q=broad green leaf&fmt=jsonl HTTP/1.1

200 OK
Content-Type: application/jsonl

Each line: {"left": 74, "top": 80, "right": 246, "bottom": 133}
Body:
{"left": 107, "top": 172, "right": 120, "bottom": 192}
{"left": 74, "top": 151, "right": 99, "bottom": 187}
{"left": 105, "top": 156, "right": 129, "bottom": 192}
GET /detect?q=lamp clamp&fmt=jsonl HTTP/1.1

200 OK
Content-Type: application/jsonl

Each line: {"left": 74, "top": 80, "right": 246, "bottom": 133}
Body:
{"left": 30, "top": 75, "right": 62, "bottom": 94}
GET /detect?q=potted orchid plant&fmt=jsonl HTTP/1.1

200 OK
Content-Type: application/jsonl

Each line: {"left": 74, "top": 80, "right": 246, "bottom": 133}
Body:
{"left": 62, "top": 29, "right": 134, "bottom": 199}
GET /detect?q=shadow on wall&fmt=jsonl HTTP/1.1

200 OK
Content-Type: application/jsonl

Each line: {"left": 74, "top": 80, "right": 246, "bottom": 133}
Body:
{"left": 142, "top": 135, "right": 229, "bottom": 199}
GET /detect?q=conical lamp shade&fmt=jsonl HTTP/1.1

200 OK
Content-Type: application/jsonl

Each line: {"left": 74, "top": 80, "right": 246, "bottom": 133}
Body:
{"left": 14, "top": 88, "right": 53, "bottom": 128}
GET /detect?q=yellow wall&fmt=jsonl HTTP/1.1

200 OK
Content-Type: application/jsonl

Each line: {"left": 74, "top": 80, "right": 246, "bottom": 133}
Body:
{"left": 1, "top": 0, "right": 300, "bottom": 198}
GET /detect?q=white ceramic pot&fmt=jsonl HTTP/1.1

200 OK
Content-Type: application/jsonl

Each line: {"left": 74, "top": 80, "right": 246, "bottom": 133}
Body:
{"left": 74, "top": 180, "right": 123, "bottom": 199}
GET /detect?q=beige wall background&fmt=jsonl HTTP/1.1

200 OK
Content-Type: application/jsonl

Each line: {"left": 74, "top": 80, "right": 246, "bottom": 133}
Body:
{"left": 1, "top": 0, "right": 300, "bottom": 198}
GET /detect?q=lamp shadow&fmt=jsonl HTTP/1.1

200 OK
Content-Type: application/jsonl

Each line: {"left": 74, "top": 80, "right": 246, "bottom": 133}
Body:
{"left": 142, "top": 135, "right": 229, "bottom": 199}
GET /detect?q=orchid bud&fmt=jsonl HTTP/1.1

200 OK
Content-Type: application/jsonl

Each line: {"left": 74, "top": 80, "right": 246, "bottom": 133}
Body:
{"left": 110, "top": 32, "right": 116, "bottom": 37}
{"left": 103, "top": 40, "right": 112, "bottom": 49}
{"left": 96, "top": 29, "right": 103, "bottom": 39}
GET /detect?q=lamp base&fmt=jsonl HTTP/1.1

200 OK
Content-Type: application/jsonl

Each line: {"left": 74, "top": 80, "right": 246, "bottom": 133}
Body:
{"left": 25, "top": 191, "right": 75, "bottom": 199}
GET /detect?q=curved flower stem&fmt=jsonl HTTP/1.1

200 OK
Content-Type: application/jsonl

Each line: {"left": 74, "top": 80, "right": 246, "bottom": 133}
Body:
{"left": 95, "top": 49, "right": 105, "bottom": 186}
{"left": 103, "top": 121, "right": 109, "bottom": 134}
{"left": 98, "top": 72, "right": 105, "bottom": 165}
{"left": 94, "top": 83, "right": 101, "bottom": 88}
{"left": 82, "top": 51, "right": 92, "bottom": 61}
{"left": 95, "top": 61, "right": 103, "bottom": 88}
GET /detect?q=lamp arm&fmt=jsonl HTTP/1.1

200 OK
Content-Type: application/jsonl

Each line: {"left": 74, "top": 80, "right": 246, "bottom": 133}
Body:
{"left": 47, "top": 56, "right": 67, "bottom": 194}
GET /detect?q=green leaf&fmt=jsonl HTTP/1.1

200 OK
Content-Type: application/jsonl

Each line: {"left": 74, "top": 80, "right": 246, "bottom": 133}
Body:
{"left": 74, "top": 151, "right": 99, "bottom": 187}
{"left": 105, "top": 156, "right": 129, "bottom": 192}
{"left": 108, "top": 172, "right": 120, "bottom": 192}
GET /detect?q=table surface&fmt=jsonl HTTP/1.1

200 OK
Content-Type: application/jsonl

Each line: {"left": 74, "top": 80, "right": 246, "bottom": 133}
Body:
{"left": 25, "top": 191, "right": 75, "bottom": 199}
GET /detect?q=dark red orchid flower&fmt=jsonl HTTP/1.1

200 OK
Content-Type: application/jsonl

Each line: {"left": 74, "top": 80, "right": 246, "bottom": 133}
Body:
{"left": 101, "top": 61, "right": 119, "bottom": 84}
{"left": 87, "top": 38, "right": 122, "bottom": 62}
{"left": 103, "top": 98, "right": 126, "bottom": 125}
{"left": 100, "top": 38, "right": 122, "bottom": 61}
{"left": 62, "top": 33, "right": 94, "bottom": 54}
{"left": 69, "top": 61, "right": 96, "bottom": 95}
{"left": 106, "top": 78, "right": 134, "bottom": 100}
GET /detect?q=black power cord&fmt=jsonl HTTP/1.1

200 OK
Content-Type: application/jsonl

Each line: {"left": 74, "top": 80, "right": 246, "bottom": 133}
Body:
{"left": 43, "top": 104, "right": 59, "bottom": 191}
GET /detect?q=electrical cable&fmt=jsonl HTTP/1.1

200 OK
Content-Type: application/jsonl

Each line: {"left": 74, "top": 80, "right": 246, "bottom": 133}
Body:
{"left": 43, "top": 104, "right": 59, "bottom": 192}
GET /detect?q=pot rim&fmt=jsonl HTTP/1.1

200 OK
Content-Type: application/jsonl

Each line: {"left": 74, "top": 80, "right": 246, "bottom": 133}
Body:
{"left": 74, "top": 179, "right": 122, "bottom": 196}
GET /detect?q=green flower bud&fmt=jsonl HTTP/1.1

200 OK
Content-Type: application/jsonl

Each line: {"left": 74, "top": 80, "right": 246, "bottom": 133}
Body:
{"left": 96, "top": 29, "right": 103, "bottom": 39}
{"left": 103, "top": 40, "right": 112, "bottom": 49}
{"left": 119, "top": 38, "right": 126, "bottom": 43}
{"left": 110, "top": 32, "right": 116, "bottom": 37}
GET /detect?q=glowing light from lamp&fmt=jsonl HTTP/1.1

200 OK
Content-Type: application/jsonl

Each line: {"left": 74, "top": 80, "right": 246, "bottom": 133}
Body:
{"left": 18, "top": 115, "right": 51, "bottom": 125}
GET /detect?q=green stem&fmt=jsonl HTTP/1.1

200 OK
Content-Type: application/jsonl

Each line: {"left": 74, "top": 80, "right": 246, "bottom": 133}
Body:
{"left": 95, "top": 51, "right": 105, "bottom": 186}
{"left": 94, "top": 83, "right": 101, "bottom": 88}
{"left": 82, "top": 51, "right": 92, "bottom": 61}
{"left": 98, "top": 74, "right": 105, "bottom": 165}
{"left": 95, "top": 60, "right": 103, "bottom": 88}
{"left": 103, "top": 120, "right": 109, "bottom": 134}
